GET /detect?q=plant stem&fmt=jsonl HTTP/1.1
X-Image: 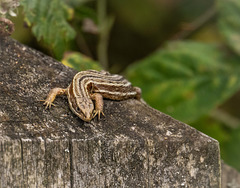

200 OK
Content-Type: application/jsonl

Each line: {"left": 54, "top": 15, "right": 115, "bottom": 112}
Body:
{"left": 172, "top": 6, "right": 216, "bottom": 40}
{"left": 97, "top": 0, "right": 109, "bottom": 70}
{"left": 210, "top": 108, "right": 240, "bottom": 129}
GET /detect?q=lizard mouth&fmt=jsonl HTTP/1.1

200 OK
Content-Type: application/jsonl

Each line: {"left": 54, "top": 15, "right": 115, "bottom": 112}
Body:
{"left": 75, "top": 109, "right": 93, "bottom": 122}
{"left": 79, "top": 112, "right": 93, "bottom": 122}
{"left": 83, "top": 112, "right": 92, "bottom": 121}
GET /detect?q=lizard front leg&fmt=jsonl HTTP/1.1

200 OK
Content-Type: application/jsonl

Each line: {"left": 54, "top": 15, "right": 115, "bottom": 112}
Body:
{"left": 134, "top": 87, "right": 142, "bottom": 100}
{"left": 42, "top": 88, "right": 67, "bottom": 109}
{"left": 90, "top": 93, "right": 105, "bottom": 120}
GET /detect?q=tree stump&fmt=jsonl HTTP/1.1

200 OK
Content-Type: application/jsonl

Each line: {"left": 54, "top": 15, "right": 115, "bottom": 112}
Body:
{"left": 0, "top": 36, "right": 221, "bottom": 187}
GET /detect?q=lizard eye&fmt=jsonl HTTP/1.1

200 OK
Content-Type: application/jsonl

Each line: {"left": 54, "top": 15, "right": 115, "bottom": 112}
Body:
{"left": 76, "top": 107, "right": 81, "bottom": 112}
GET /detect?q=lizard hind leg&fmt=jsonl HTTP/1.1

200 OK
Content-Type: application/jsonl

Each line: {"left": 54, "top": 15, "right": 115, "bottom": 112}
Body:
{"left": 134, "top": 87, "right": 142, "bottom": 100}
{"left": 90, "top": 93, "right": 105, "bottom": 120}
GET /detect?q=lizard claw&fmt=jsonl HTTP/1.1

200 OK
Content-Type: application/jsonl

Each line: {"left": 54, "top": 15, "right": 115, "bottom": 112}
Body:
{"left": 40, "top": 99, "right": 56, "bottom": 109}
{"left": 93, "top": 110, "right": 105, "bottom": 120}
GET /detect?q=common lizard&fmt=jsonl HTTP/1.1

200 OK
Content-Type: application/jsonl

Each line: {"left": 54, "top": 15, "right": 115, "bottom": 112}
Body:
{"left": 43, "top": 70, "right": 141, "bottom": 122}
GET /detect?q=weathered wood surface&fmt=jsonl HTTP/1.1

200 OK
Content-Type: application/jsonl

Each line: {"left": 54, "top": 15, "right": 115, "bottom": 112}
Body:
{"left": 221, "top": 161, "right": 240, "bottom": 188}
{"left": 0, "top": 36, "right": 221, "bottom": 187}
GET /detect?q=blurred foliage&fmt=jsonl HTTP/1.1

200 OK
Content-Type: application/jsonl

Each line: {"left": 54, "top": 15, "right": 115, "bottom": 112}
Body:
{"left": 217, "top": 0, "right": 240, "bottom": 55}
{"left": 126, "top": 41, "right": 240, "bottom": 123}
{"left": 221, "top": 127, "right": 240, "bottom": 170}
{"left": 21, "top": 0, "right": 76, "bottom": 59}
{"left": 4, "top": 0, "right": 240, "bottom": 171}
{"left": 62, "top": 52, "right": 101, "bottom": 71}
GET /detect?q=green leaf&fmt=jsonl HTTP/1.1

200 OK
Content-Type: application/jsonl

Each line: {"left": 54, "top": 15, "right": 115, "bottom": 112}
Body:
{"left": 64, "top": 0, "right": 92, "bottom": 7}
{"left": 62, "top": 52, "right": 102, "bottom": 71}
{"left": 75, "top": 6, "right": 98, "bottom": 22}
{"left": 21, "top": 0, "right": 76, "bottom": 59}
{"left": 126, "top": 41, "right": 240, "bottom": 123}
{"left": 217, "top": 0, "right": 240, "bottom": 55}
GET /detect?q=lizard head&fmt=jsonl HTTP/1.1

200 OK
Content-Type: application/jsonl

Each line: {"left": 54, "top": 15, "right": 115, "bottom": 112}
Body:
{"left": 67, "top": 93, "right": 94, "bottom": 122}
{"left": 75, "top": 100, "right": 94, "bottom": 121}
